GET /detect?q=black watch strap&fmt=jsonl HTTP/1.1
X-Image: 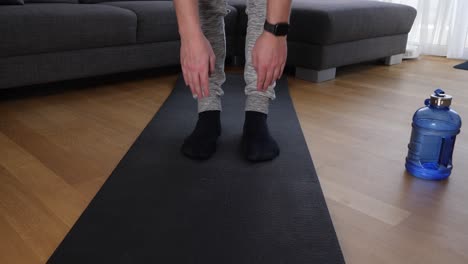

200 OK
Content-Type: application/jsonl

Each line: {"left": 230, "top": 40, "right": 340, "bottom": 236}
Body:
{"left": 264, "top": 20, "right": 290, "bottom": 36}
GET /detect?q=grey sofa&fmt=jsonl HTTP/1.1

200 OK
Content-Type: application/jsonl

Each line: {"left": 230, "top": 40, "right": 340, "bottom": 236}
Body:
{"left": 0, "top": 0, "right": 416, "bottom": 89}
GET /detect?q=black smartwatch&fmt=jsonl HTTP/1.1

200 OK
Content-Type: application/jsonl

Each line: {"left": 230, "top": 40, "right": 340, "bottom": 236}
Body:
{"left": 264, "top": 20, "right": 290, "bottom": 36}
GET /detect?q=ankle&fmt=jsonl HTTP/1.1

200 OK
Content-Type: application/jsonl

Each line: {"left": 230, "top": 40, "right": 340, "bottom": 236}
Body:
{"left": 244, "top": 111, "right": 267, "bottom": 132}
{"left": 242, "top": 111, "right": 279, "bottom": 161}
{"left": 199, "top": 110, "right": 220, "bottom": 117}
{"left": 197, "top": 110, "right": 221, "bottom": 136}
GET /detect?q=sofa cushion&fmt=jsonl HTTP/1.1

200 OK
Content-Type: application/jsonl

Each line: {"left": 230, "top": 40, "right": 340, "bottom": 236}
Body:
{"left": 223, "top": 5, "right": 238, "bottom": 37}
{"left": 226, "top": 0, "right": 247, "bottom": 39}
{"left": 228, "top": 0, "right": 416, "bottom": 45}
{"left": 25, "top": 0, "right": 78, "bottom": 3}
{"left": 290, "top": 0, "right": 417, "bottom": 45}
{"left": 100, "top": 1, "right": 238, "bottom": 43}
{"left": 0, "top": 4, "right": 137, "bottom": 58}
{"left": 80, "top": 0, "right": 169, "bottom": 4}
{"left": 0, "top": 0, "right": 24, "bottom": 5}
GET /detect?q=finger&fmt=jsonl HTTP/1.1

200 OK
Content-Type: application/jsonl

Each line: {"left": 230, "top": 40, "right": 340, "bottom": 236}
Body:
{"left": 192, "top": 72, "right": 203, "bottom": 99}
{"left": 188, "top": 71, "right": 197, "bottom": 98}
{"left": 201, "top": 68, "right": 210, "bottom": 98}
{"left": 182, "top": 66, "right": 193, "bottom": 91}
{"left": 209, "top": 54, "right": 216, "bottom": 77}
{"left": 257, "top": 66, "right": 266, "bottom": 91}
{"left": 194, "top": 72, "right": 203, "bottom": 99}
{"left": 189, "top": 79, "right": 196, "bottom": 97}
{"left": 183, "top": 65, "right": 190, "bottom": 87}
{"left": 264, "top": 69, "right": 274, "bottom": 91}
{"left": 182, "top": 66, "right": 189, "bottom": 87}
{"left": 183, "top": 67, "right": 196, "bottom": 96}
{"left": 252, "top": 51, "right": 258, "bottom": 71}
{"left": 189, "top": 71, "right": 201, "bottom": 98}
{"left": 273, "top": 67, "right": 280, "bottom": 82}
{"left": 280, "top": 63, "right": 286, "bottom": 79}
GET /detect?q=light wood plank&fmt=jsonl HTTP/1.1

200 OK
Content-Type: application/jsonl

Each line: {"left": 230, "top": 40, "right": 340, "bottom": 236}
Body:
{"left": 0, "top": 133, "right": 87, "bottom": 226}
{"left": 0, "top": 215, "right": 40, "bottom": 264}
{"left": 320, "top": 177, "right": 411, "bottom": 226}
{"left": 0, "top": 165, "right": 69, "bottom": 263}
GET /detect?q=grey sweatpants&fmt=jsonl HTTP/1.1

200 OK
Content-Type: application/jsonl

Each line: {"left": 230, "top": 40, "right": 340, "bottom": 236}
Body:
{"left": 197, "top": 0, "right": 276, "bottom": 114}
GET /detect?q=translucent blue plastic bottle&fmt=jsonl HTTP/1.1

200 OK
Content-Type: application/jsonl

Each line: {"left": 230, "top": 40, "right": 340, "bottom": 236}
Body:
{"left": 405, "top": 89, "right": 462, "bottom": 180}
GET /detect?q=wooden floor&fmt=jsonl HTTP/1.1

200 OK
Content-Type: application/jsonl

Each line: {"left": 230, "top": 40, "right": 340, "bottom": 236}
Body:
{"left": 0, "top": 56, "right": 467, "bottom": 264}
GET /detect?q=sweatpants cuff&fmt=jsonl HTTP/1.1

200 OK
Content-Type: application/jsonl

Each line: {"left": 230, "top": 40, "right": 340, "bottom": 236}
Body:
{"left": 198, "top": 95, "right": 222, "bottom": 113}
{"left": 245, "top": 94, "right": 270, "bottom": 114}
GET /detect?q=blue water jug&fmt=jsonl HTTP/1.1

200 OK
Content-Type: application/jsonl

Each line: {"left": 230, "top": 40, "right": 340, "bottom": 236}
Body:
{"left": 405, "top": 89, "right": 462, "bottom": 180}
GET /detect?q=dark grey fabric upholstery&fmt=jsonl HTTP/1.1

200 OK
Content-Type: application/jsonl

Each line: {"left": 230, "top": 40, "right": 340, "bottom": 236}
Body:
{"left": 287, "top": 34, "right": 409, "bottom": 70}
{"left": 227, "top": 0, "right": 246, "bottom": 34}
{"left": 0, "top": 0, "right": 416, "bottom": 88}
{"left": 0, "top": 0, "right": 24, "bottom": 5}
{"left": 0, "top": 4, "right": 137, "bottom": 58}
{"left": 0, "top": 42, "right": 181, "bottom": 89}
{"left": 290, "top": 0, "right": 416, "bottom": 45}
{"left": 100, "top": 1, "right": 238, "bottom": 43}
{"left": 100, "top": 1, "right": 178, "bottom": 43}
{"left": 233, "top": 34, "right": 408, "bottom": 70}
{"left": 25, "top": 0, "right": 77, "bottom": 4}
{"left": 226, "top": 0, "right": 247, "bottom": 58}
{"left": 80, "top": 0, "right": 169, "bottom": 4}
{"left": 228, "top": 0, "right": 416, "bottom": 45}
{"left": 224, "top": 6, "right": 239, "bottom": 37}
{"left": 0, "top": 36, "right": 236, "bottom": 89}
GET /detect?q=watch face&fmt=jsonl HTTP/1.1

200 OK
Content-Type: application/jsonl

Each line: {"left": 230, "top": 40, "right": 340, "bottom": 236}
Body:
{"left": 275, "top": 23, "right": 290, "bottom": 36}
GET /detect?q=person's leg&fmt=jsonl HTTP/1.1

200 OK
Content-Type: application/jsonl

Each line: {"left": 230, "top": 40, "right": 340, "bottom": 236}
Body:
{"left": 196, "top": 0, "right": 229, "bottom": 113}
{"left": 242, "top": 0, "right": 280, "bottom": 161}
{"left": 181, "top": 0, "right": 229, "bottom": 160}
{"left": 244, "top": 0, "right": 276, "bottom": 114}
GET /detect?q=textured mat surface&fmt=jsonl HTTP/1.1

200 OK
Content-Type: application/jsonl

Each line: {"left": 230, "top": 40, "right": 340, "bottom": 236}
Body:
{"left": 454, "top": 61, "right": 468, "bottom": 70}
{"left": 48, "top": 74, "right": 345, "bottom": 264}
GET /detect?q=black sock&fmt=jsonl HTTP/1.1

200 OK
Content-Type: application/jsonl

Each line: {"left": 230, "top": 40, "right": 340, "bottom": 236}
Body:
{"left": 242, "top": 111, "right": 280, "bottom": 162}
{"left": 181, "top": 110, "right": 221, "bottom": 160}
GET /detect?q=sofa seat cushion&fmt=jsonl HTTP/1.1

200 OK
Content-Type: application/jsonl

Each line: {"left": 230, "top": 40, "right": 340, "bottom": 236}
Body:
{"left": 290, "top": 0, "right": 417, "bottom": 45}
{"left": 0, "top": 4, "right": 137, "bottom": 58}
{"left": 0, "top": 0, "right": 24, "bottom": 5}
{"left": 228, "top": 0, "right": 416, "bottom": 45}
{"left": 80, "top": 0, "right": 170, "bottom": 4}
{"left": 25, "top": 0, "right": 78, "bottom": 3}
{"left": 100, "top": 1, "right": 238, "bottom": 43}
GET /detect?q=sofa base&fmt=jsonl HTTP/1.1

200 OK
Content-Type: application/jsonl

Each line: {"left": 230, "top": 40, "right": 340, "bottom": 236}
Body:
{"left": 384, "top": 53, "right": 404, "bottom": 65}
{"left": 230, "top": 55, "right": 245, "bottom": 67}
{"left": 295, "top": 67, "right": 336, "bottom": 83}
{"left": 288, "top": 34, "right": 408, "bottom": 70}
{"left": 0, "top": 41, "right": 178, "bottom": 89}
{"left": 231, "top": 34, "right": 408, "bottom": 82}
{"left": 0, "top": 34, "right": 408, "bottom": 88}
{"left": 0, "top": 36, "right": 236, "bottom": 90}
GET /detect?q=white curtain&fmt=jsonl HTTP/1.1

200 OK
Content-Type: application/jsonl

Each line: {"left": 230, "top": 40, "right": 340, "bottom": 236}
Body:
{"left": 379, "top": 0, "right": 468, "bottom": 59}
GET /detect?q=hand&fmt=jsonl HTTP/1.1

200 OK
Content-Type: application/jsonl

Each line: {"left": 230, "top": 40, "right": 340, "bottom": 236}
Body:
{"left": 252, "top": 32, "right": 287, "bottom": 91}
{"left": 180, "top": 32, "right": 216, "bottom": 98}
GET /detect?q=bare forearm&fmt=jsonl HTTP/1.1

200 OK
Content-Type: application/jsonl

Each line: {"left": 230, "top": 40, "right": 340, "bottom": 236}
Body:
{"left": 267, "top": 0, "right": 292, "bottom": 24}
{"left": 173, "top": 0, "right": 203, "bottom": 41}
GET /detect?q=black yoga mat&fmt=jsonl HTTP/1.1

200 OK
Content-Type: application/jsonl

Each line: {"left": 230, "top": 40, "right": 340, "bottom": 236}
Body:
{"left": 48, "top": 73, "right": 345, "bottom": 264}
{"left": 454, "top": 61, "right": 468, "bottom": 70}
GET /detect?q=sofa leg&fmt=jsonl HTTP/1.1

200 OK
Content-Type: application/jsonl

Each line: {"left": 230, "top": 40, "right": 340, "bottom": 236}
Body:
{"left": 232, "top": 55, "right": 245, "bottom": 67}
{"left": 384, "top": 54, "right": 404, "bottom": 65}
{"left": 295, "top": 67, "right": 336, "bottom": 83}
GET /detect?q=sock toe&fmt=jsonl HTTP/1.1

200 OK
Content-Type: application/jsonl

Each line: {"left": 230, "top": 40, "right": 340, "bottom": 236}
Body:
{"left": 182, "top": 137, "right": 217, "bottom": 160}
{"left": 244, "top": 138, "right": 280, "bottom": 161}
